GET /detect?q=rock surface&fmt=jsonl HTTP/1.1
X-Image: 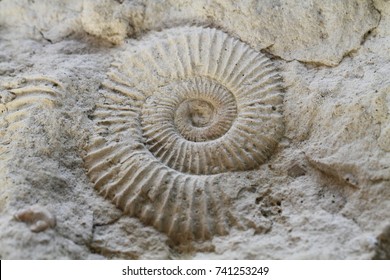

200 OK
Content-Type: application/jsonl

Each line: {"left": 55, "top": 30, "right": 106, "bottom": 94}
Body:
{"left": 0, "top": 0, "right": 389, "bottom": 259}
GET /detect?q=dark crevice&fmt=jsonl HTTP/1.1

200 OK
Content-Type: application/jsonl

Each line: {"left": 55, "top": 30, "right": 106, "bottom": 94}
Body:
{"left": 39, "top": 31, "right": 53, "bottom": 44}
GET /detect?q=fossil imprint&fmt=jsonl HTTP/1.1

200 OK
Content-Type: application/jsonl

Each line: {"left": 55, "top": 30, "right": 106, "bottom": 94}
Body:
{"left": 0, "top": 76, "right": 63, "bottom": 129}
{"left": 0, "top": 76, "right": 64, "bottom": 155}
{"left": 85, "top": 27, "right": 284, "bottom": 243}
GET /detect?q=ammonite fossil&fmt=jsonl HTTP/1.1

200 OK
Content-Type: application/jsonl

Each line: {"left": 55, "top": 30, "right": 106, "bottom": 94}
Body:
{"left": 0, "top": 76, "right": 63, "bottom": 149}
{"left": 85, "top": 27, "right": 284, "bottom": 243}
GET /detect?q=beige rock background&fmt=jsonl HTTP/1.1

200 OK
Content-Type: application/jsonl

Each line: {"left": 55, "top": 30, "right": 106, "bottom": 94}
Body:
{"left": 0, "top": 0, "right": 389, "bottom": 259}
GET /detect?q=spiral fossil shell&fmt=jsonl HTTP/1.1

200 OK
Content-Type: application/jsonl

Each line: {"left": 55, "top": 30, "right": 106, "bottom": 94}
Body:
{"left": 85, "top": 27, "right": 284, "bottom": 243}
{"left": 0, "top": 76, "right": 63, "bottom": 153}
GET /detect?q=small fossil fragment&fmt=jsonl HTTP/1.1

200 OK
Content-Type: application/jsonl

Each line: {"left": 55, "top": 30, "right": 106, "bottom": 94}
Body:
{"left": 0, "top": 76, "right": 64, "bottom": 132}
{"left": 14, "top": 205, "right": 56, "bottom": 233}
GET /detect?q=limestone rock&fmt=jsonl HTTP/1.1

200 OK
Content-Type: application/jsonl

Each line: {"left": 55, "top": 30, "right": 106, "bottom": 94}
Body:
{"left": 0, "top": 0, "right": 389, "bottom": 259}
{"left": 81, "top": 0, "right": 144, "bottom": 44}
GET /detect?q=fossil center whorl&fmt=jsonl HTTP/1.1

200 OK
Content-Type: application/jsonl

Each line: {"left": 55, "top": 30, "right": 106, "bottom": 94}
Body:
{"left": 141, "top": 77, "right": 239, "bottom": 174}
{"left": 177, "top": 99, "right": 215, "bottom": 128}
{"left": 171, "top": 77, "right": 237, "bottom": 142}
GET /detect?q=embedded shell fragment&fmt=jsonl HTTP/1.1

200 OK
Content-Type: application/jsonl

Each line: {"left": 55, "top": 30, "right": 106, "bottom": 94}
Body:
{"left": 0, "top": 76, "right": 64, "bottom": 154}
{"left": 0, "top": 76, "right": 63, "bottom": 131}
{"left": 14, "top": 205, "right": 56, "bottom": 233}
{"left": 85, "top": 27, "right": 284, "bottom": 243}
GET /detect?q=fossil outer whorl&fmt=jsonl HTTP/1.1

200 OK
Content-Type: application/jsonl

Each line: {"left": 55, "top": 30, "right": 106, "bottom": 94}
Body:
{"left": 85, "top": 27, "right": 284, "bottom": 243}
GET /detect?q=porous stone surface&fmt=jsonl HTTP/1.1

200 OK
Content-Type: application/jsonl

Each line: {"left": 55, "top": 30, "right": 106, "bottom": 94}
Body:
{"left": 0, "top": 0, "right": 389, "bottom": 259}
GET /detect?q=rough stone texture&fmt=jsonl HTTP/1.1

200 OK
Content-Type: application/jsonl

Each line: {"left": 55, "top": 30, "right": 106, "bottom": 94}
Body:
{"left": 0, "top": 0, "right": 389, "bottom": 259}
